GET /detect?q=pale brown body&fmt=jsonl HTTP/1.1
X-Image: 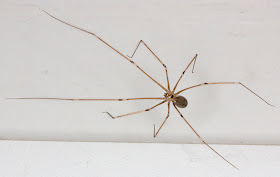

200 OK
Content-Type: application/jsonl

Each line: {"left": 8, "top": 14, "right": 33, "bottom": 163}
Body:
{"left": 7, "top": 9, "right": 274, "bottom": 170}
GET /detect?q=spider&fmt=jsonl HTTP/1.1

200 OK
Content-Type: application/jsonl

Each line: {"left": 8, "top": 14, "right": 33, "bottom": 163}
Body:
{"left": 9, "top": 9, "right": 274, "bottom": 170}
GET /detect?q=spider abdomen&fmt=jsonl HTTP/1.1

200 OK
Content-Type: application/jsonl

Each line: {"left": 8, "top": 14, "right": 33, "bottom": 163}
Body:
{"left": 174, "top": 96, "right": 188, "bottom": 108}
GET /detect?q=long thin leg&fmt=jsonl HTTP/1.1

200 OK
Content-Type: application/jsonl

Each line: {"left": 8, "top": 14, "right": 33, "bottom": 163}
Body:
{"left": 176, "top": 82, "right": 274, "bottom": 106}
{"left": 153, "top": 101, "right": 170, "bottom": 137}
{"left": 173, "top": 103, "right": 239, "bottom": 170}
{"left": 103, "top": 100, "right": 166, "bottom": 119}
{"left": 172, "top": 54, "right": 198, "bottom": 92}
{"left": 39, "top": 9, "right": 168, "bottom": 92}
{"left": 6, "top": 97, "right": 165, "bottom": 101}
{"left": 127, "top": 40, "right": 170, "bottom": 90}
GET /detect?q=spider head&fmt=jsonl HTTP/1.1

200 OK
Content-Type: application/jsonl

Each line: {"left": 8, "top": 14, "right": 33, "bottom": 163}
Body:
{"left": 173, "top": 95, "right": 188, "bottom": 108}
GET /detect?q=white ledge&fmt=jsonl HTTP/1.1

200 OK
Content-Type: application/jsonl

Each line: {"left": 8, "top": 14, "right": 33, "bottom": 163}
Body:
{"left": 0, "top": 140, "right": 279, "bottom": 177}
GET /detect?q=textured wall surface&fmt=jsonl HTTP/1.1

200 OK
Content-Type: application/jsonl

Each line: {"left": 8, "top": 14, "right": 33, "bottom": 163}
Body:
{"left": 0, "top": 140, "right": 280, "bottom": 177}
{"left": 0, "top": 0, "right": 279, "bottom": 144}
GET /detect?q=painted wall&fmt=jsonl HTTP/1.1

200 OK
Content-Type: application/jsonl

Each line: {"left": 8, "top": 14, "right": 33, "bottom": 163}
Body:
{"left": 0, "top": 140, "right": 280, "bottom": 177}
{"left": 0, "top": 0, "right": 279, "bottom": 145}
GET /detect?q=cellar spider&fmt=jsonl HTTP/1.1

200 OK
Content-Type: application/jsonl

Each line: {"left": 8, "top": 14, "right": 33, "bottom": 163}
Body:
{"left": 8, "top": 9, "right": 274, "bottom": 170}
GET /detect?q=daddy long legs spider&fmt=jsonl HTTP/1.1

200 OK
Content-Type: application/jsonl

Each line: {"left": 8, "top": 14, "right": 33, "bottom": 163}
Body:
{"left": 7, "top": 9, "right": 274, "bottom": 170}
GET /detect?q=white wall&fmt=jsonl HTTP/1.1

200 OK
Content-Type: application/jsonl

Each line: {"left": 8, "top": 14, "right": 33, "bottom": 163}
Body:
{"left": 0, "top": 0, "right": 279, "bottom": 145}
{"left": 0, "top": 140, "right": 280, "bottom": 177}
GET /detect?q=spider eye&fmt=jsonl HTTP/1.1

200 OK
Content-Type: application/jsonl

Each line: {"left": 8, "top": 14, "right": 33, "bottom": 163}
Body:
{"left": 174, "top": 96, "right": 188, "bottom": 108}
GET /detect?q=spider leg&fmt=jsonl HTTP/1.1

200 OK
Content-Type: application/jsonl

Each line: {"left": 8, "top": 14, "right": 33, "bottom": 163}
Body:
{"left": 39, "top": 9, "right": 168, "bottom": 92}
{"left": 172, "top": 54, "right": 198, "bottom": 92}
{"left": 154, "top": 101, "right": 170, "bottom": 138}
{"left": 176, "top": 82, "right": 274, "bottom": 107}
{"left": 127, "top": 40, "right": 170, "bottom": 90}
{"left": 103, "top": 100, "right": 166, "bottom": 119}
{"left": 173, "top": 103, "right": 239, "bottom": 170}
{"left": 6, "top": 97, "right": 165, "bottom": 101}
